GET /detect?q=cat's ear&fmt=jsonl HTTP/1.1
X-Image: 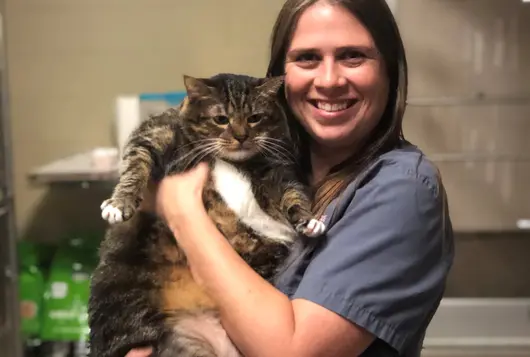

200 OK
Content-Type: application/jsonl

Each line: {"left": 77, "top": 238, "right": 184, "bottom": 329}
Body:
{"left": 254, "top": 75, "right": 285, "bottom": 99}
{"left": 183, "top": 75, "right": 215, "bottom": 101}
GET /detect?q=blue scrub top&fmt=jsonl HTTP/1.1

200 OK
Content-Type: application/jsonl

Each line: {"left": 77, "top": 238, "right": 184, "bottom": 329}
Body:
{"left": 274, "top": 142, "right": 455, "bottom": 356}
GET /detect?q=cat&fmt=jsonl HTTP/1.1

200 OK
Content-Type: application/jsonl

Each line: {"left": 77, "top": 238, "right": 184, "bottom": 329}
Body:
{"left": 87, "top": 73, "right": 326, "bottom": 357}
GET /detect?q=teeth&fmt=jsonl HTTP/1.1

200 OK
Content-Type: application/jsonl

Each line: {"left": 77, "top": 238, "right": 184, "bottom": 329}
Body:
{"left": 316, "top": 101, "right": 351, "bottom": 112}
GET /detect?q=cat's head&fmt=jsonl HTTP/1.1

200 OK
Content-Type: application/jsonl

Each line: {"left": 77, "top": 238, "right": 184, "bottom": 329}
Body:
{"left": 180, "top": 73, "right": 294, "bottom": 163}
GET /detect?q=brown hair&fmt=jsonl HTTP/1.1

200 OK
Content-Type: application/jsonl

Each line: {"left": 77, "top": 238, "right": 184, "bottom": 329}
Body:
{"left": 266, "top": 0, "right": 408, "bottom": 216}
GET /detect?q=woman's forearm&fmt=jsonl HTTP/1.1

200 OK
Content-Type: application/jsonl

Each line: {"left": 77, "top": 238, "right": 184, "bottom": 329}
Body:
{"left": 167, "top": 206, "right": 298, "bottom": 357}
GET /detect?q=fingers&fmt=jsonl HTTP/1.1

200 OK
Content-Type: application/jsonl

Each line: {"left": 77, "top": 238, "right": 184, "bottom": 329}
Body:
{"left": 152, "top": 162, "right": 211, "bottom": 219}
{"left": 195, "top": 161, "right": 210, "bottom": 175}
{"left": 193, "top": 162, "right": 211, "bottom": 188}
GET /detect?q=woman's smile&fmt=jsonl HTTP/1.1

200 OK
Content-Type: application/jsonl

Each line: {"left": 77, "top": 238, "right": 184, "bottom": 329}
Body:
{"left": 307, "top": 98, "right": 359, "bottom": 122}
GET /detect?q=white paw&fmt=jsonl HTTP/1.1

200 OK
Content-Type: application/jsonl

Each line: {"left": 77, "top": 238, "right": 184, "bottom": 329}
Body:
{"left": 305, "top": 219, "right": 326, "bottom": 238}
{"left": 100, "top": 201, "right": 123, "bottom": 224}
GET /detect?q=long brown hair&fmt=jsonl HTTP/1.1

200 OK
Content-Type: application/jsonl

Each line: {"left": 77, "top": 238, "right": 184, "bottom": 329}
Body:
{"left": 266, "top": 0, "right": 408, "bottom": 216}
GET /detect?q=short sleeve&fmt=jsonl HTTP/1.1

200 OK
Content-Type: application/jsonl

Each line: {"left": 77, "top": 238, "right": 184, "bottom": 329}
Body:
{"left": 292, "top": 162, "right": 454, "bottom": 354}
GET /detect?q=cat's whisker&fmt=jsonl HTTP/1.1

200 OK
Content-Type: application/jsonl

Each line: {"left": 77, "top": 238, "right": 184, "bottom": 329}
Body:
{"left": 182, "top": 145, "right": 221, "bottom": 169}
{"left": 257, "top": 136, "right": 287, "bottom": 144}
{"left": 256, "top": 141, "right": 292, "bottom": 165}
{"left": 257, "top": 137, "right": 294, "bottom": 154}
{"left": 173, "top": 143, "right": 214, "bottom": 164}
{"left": 193, "top": 144, "right": 223, "bottom": 166}
{"left": 173, "top": 142, "right": 220, "bottom": 170}
{"left": 255, "top": 139, "right": 285, "bottom": 160}
{"left": 175, "top": 140, "right": 219, "bottom": 160}
{"left": 261, "top": 141, "right": 295, "bottom": 159}
{"left": 268, "top": 147, "right": 295, "bottom": 164}
{"left": 177, "top": 138, "right": 219, "bottom": 151}
{"left": 256, "top": 138, "right": 296, "bottom": 163}
{"left": 185, "top": 142, "right": 224, "bottom": 168}
{"left": 261, "top": 149, "right": 290, "bottom": 166}
{"left": 255, "top": 136, "right": 293, "bottom": 153}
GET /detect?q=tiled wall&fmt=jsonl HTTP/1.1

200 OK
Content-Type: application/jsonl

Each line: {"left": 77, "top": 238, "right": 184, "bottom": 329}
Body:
{"left": 397, "top": 0, "right": 530, "bottom": 297}
{"left": 5, "top": 0, "right": 286, "bottom": 234}
{"left": 5, "top": 0, "right": 529, "bottom": 296}
{"left": 399, "top": 0, "right": 530, "bottom": 232}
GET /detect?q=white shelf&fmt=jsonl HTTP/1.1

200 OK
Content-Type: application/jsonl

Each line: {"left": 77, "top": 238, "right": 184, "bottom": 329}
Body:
{"left": 28, "top": 149, "right": 119, "bottom": 185}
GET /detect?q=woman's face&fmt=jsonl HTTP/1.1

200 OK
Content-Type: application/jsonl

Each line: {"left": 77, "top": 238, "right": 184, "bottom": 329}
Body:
{"left": 284, "top": 2, "right": 389, "bottom": 151}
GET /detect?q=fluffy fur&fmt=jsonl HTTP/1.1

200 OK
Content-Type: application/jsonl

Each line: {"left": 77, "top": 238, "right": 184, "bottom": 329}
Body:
{"left": 87, "top": 73, "right": 325, "bottom": 357}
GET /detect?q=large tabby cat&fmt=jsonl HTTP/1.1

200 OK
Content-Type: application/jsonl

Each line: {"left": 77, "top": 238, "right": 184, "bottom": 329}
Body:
{"left": 87, "top": 73, "right": 326, "bottom": 357}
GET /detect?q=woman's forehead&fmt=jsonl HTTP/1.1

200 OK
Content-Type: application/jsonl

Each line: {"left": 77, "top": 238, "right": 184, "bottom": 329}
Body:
{"left": 288, "top": 3, "right": 376, "bottom": 52}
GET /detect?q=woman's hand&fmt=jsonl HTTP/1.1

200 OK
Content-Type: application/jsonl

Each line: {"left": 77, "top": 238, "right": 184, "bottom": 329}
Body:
{"left": 138, "top": 162, "right": 210, "bottom": 222}
{"left": 124, "top": 347, "right": 153, "bottom": 357}
{"left": 154, "top": 162, "right": 210, "bottom": 224}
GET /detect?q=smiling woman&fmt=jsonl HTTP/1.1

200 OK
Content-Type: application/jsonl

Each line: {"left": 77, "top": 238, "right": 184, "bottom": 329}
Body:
{"left": 284, "top": 2, "right": 389, "bottom": 162}
{"left": 125, "top": 1, "right": 454, "bottom": 357}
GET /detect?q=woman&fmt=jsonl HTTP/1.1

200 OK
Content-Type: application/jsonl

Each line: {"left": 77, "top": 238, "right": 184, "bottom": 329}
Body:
{"left": 128, "top": 0, "right": 454, "bottom": 356}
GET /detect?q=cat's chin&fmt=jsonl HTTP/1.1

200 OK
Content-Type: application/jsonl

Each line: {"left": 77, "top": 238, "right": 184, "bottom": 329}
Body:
{"left": 220, "top": 150, "right": 256, "bottom": 162}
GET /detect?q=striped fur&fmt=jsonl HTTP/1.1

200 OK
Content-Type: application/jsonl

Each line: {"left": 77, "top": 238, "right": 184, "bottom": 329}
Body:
{"left": 88, "top": 73, "right": 324, "bottom": 357}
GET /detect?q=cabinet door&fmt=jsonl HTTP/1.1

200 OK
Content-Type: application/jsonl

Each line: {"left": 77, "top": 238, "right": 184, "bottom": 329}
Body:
{"left": 403, "top": 104, "right": 530, "bottom": 232}
{"left": 399, "top": 0, "right": 530, "bottom": 231}
{"left": 0, "top": 72, "right": 7, "bottom": 205}
{"left": 0, "top": 205, "right": 22, "bottom": 357}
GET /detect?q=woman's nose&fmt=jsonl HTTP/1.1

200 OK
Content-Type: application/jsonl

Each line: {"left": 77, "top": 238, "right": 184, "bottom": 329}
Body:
{"left": 314, "top": 59, "right": 347, "bottom": 90}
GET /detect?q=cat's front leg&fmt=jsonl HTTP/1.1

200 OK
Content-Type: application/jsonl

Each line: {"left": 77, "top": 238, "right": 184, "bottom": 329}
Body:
{"left": 280, "top": 182, "right": 326, "bottom": 238}
{"left": 101, "top": 150, "right": 154, "bottom": 224}
{"left": 101, "top": 114, "right": 178, "bottom": 224}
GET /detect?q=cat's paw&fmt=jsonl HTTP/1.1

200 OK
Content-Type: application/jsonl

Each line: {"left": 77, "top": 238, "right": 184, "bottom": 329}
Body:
{"left": 100, "top": 197, "right": 137, "bottom": 224}
{"left": 296, "top": 218, "right": 326, "bottom": 238}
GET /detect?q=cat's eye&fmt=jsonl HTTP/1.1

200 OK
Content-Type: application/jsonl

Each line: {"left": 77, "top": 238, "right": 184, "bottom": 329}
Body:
{"left": 212, "top": 116, "right": 229, "bottom": 126}
{"left": 247, "top": 115, "right": 263, "bottom": 125}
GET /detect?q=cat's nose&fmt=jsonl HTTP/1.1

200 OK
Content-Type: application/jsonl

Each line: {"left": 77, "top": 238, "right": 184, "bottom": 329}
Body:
{"left": 233, "top": 133, "right": 249, "bottom": 143}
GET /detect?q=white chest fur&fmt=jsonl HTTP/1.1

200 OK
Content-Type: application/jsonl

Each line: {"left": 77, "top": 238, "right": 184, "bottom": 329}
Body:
{"left": 211, "top": 159, "right": 296, "bottom": 244}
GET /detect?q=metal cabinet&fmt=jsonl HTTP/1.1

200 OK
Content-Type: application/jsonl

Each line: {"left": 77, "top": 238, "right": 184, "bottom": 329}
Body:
{"left": 399, "top": 0, "right": 530, "bottom": 232}
{"left": 0, "top": 0, "right": 23, "bottom": 355}
{"left": 0, "top": 206, "right": 20, "bottom": 357}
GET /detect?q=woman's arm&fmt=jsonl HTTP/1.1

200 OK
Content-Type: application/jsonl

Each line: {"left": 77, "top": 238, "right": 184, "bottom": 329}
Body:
{"left": 172, "top": 203, "right": 374, "bottom": 357}
{"left": 154, "top": 164, "right": 375, "bottom": 357}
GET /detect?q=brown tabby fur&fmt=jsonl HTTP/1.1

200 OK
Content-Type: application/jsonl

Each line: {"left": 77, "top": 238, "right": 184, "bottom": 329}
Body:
{"left": 87, "top": 73, "right": 321, "bottom": 357}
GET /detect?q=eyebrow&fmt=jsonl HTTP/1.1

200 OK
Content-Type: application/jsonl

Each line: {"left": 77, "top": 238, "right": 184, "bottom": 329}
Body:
{"left": 287, "top": 45, "right": 378, "bottom": 57}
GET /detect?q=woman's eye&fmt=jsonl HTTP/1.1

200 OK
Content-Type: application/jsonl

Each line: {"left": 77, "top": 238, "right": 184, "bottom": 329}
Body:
{"left": 212, "top": 116, "right": 229, "bottom": 125}
{"left": 292, "top": 53, "right": 320, "bottom": 69}
{"left": 295, "top": 53, "right": 320, "bottom": 63}
{"left": 339, "top": 50, "right": 365, "bottom": 64}
{"left": 343, "top": 50, "right": 363, "bottom": 58}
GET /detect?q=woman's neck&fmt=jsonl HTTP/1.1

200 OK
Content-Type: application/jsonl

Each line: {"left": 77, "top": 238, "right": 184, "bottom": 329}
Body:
{"left": 310, "top": 143, "right": 356, "bottom": 185}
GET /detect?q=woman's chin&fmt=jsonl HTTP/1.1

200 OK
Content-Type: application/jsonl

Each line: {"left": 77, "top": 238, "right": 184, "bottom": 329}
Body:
{"left": 309, "top": 128, "right": 355, "bottom": 150}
